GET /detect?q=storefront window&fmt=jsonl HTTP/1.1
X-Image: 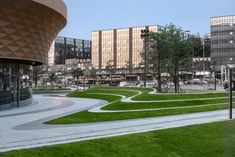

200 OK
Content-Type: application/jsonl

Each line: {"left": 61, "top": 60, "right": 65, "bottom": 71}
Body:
{"left": 0, "top": 59, "right": 33, "bottom": 108}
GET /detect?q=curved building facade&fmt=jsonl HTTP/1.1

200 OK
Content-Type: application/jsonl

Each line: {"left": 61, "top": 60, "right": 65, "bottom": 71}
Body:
{"left": 0, "top": 0, "right": 67, "bottom": 110}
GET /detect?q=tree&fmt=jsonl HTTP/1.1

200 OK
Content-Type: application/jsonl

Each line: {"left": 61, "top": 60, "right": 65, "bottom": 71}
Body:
{"left": 125, "top": 61, "right": 132, "bottom": 74}
{"left": 48, "top": 72, "right": 58, "bottom": 86}
{"left": 89, "top": 67, "right": 98, "bottom": 85}
{"left": 33, "top": 65, "right": 44, "bottom": 87}
{"left": 147, "top": 31, "right": 169, "bottom": 92}
{"left": 71, "top": 68, "right": 84, "bottom": 90}
{"left": 189, "top": 34, "right": 211, "bottom": 57}
{"left": 71, "top": 68, "right": 84, "bottom": 80}
{"left": 163, "top": 24, "right": 193, "bottom": 93}
{"left": 105, "top": 60, "right": 116, "bottom": 81}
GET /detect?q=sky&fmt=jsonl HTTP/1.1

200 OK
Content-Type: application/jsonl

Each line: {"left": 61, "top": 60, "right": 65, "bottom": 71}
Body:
{"left": 59, "top": 0, "right": 235, "bottom": 40}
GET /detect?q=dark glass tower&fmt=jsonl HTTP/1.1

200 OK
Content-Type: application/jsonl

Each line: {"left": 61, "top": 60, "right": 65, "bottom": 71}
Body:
{"left": 211, "top": 15, "right": 235, "bottom": 64}
{"left": 54, "top": 36, "right": 92, "bottom": 65}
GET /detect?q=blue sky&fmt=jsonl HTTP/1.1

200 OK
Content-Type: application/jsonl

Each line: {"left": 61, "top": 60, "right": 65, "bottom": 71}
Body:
{"left": 59, "top": 0, "right": 235, "bottom": 40}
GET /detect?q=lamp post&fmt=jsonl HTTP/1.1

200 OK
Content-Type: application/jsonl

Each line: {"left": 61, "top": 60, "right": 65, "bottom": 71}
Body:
{"left": 82, "top": 66, "right": 87, "bottom": 91}
{"left": 214, "top": 67, "right": 217, "bottom": 91}
{"left": 224, "top": 64, "right": 233, "bottom": 120}
{"left": 141, "top": 29, "right": 150, "bottom": 88}
{"left": 200, "top": 38, "right": 206, "bottom": 87}
{"left": 210, "top": 65, "right": 217, "bottom": 91}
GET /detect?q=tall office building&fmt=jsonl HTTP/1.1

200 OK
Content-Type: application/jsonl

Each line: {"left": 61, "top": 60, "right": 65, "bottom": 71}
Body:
{"left": 52, "top": 36, "right": 92, "bottom": 65}
{"left": 211, "top": 15, "right": 235, "bottom": 64}
{"left": 92, "top": 25, "right": 161, "bottom": 72}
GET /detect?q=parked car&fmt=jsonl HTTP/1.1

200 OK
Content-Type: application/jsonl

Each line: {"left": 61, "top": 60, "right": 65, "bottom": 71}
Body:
{"left": 69, "top": 85, "right": 84, "bottom": 91}
{"left": 109, "top": 81, "right": 119, "bottom": 86}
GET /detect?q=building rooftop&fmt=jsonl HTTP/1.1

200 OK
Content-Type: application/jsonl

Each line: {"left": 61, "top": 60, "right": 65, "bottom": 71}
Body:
{"left": 56, "top": 36, "right": 91, "bottom": 42}
{"left": 211, "top": 15, "right": 235, "bottom": 19}
{"left": 92, "top": 24, "right": 163, "bottom": 32}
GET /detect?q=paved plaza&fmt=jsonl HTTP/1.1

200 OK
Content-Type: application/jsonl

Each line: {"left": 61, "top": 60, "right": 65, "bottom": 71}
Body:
{"left": 0, "top": 94, "right": 234, "bottom": 152}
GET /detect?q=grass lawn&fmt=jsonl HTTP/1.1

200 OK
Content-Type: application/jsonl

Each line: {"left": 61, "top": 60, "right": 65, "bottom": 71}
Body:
{"left": 2, "top": 120, "right": 235, "bottom": 157}
{"left": 70, "top": 86, "right": 229, "bottom": 101}
{"left": 133, "top": 92, "right": 229, "bottom": 101}
{"left": 48, "top": 105, "right": 226, "bottom": 124}
{"left": 46, "top": 86, "right": 231, "bottom": 124}
{"left": 103, "top": 98, "right": 228, "bottom": 110}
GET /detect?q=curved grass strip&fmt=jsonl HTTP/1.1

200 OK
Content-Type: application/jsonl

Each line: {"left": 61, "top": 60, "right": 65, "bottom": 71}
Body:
{"left": 133, "top": 92, "right": 229, "bottom": 101}
{"left": 47, "top": 87, "right": 231, "bottom": 124}
{"left": 67, "top": 87, "right": 229, "bottom": 112}
{"left": 102, "top": 99, "right": 228, "bottom": 111}
{"left": 48, "top": 105, "right": 226, "bottom": 124}
{"left": 91, "top": 103, "right": 227, "bottom": 113}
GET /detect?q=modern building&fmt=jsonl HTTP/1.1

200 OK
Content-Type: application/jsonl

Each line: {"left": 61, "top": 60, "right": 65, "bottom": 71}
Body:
{"left": 92, "top": 25, "right": 161, "bottom": 74}
{"left": 211, "top": 15, "right": 235, "bottom": 81}
{"left": 49, "top": 36, "right": 91, "bottom": 66}
{"left": 211, "top": 15, "right": 235, "bottom": 64}
{"left": 0, "top": 0, "right": 67, "bottom": 110}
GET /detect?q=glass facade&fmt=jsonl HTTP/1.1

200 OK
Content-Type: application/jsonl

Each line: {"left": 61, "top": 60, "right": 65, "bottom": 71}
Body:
{"left": 92, "top": 32, "right": 99, "bottom": 69}
{"left": 211, "top": 15, "right": 235, "bottom": 64}
{"left": 102, "top": 30, "right": 114, "bottom": 69}
{"left": 55, "top": 36, "right": 92, "bottom": 65}
{"left": 117, "top": 28, "right": 129, "bottom": 69}
{"left": 92, "top": 25, "right": 159, "bottom": 71}
{"left": 0, "top": 59, "right": 33, "bottom": 109}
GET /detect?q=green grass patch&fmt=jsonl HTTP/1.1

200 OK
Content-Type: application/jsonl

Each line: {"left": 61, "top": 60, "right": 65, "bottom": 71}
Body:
{"left": 67, "top": 90, "right": 121, "bottom": 102}
{"left": 103, "top": 98, "right": 228, "bottom": 110}
{"left": 48, "top": 105, "right": 226, "bottom": 124}
{"left": 67, "top": 86, "right": 145, "bottom": 102}
{"left": 46, "top": 86, "right": 231, "bottom": 124}
{"left": 133, "top": 92, "right": 229, "bottom": 101}
{"left": 3, "top": 120, "right": 235, "bottom": 157}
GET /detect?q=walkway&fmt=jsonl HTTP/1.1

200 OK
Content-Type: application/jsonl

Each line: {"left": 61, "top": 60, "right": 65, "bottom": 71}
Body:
{"left": 0, "top": 94, "right": 234, "bottom": 152}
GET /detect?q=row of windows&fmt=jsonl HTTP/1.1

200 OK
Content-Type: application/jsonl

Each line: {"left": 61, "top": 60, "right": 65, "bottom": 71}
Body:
{"left": 211, "top": 31, "right": 234, "bottom": 36}
{"left": 56, "top": 37, "right": 91, "bottom": 47}
{"left": 211, "top": 16, "right": 235, "bottom": 25}
{"left": 211, "top": 26, "right": 235, "bottom": 32}
{"left": 212, "top": 40, "right": 234, "bottom": 44}
{"left": 211, "top": 52, "right": 235, "bottom": 57}
{"left": 211, "top": 43, "right": 235, "bottom": 48}
{"left": 91, "top": 26, "right": 158, "bottom": 69}
{"left": 212, "top": 49, "right": 235, "bottom": 54}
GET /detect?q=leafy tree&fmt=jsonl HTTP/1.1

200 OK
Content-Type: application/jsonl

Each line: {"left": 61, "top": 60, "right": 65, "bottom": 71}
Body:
{"left": 105, "top": 60, "right": 116, "bottom": 81}
{"left": 189, "top": 34, "right": 211, "bottom": 57}
{"left": 147, "top": 31, "right": 169, "bottom": 92}
{"left": 203, "top": 34, "right": 211, "bottom": 57}
{"left": 33, "top": 65, "right": 45, "bottom": 87}
{"left": 71, "top": 68, "right": 84, "bottom": 80}
{"left": 48, "top": 72, "right": 58, "bottom": 86}
{"left": 163, "top": 24, "right": 193, "bottom": 93}
{"left": 89, "top": 67, "right": 98, "bottom": 85}
{"left": 71, "top": 68, "right": 84, "bottom": 90}
{"left": 125, "top": 61, "right": 132, "bottom": 74}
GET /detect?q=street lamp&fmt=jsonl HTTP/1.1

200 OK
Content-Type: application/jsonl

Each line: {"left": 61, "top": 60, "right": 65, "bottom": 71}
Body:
{"left": 224, "top": 63, "right": 233, "bottom": 120}
{"left": 201, "top": 38, "right": 206, "bottom": 85}
{"left": 141, "top": 29, "right": 150, "bottom": 88}
{"left": 210, "top": 64, "right": 217, "bottom": 91}
{"left": 82, "top": 66, "right": 87, "bottom": 91}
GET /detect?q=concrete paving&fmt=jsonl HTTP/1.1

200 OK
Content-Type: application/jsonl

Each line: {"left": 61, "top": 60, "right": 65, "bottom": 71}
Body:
{"left": 0, "top": 94, "right": 234, "bottom": 152}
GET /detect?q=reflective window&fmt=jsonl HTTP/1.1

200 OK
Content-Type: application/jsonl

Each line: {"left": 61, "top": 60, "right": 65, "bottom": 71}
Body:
{"left": 0, "top": 60, "right": 32, "bottom": 108}
{"left": 55, "top": 37, "right": 91, "bottom": 65}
